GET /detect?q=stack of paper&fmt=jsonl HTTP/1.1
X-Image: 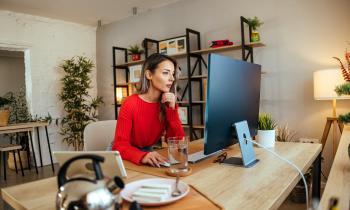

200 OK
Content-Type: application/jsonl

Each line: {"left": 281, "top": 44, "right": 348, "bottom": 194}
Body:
{"left": 132, "top": 183, "right": 172, "bottom": 203}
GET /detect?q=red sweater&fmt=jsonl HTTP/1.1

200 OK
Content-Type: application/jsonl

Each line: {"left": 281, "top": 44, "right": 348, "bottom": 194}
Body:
{"left": 112, "top": 94, "right": 185, "bottom": 164}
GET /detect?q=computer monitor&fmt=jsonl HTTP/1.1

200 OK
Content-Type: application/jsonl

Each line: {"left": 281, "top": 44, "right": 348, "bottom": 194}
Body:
{"left": 187, "top": 53, "right": 261, "bottom": 163}
{"left": 204, "top": 53, "right": 261, "bottom": 155}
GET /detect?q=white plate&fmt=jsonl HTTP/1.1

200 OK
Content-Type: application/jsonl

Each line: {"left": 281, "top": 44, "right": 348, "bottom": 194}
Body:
{"left": 121, "top": 178, "right": 190, "bottom": 206}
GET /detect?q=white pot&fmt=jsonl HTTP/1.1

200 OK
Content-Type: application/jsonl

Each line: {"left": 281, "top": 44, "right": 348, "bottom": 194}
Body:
{"left": 256, "top": 130, "right": 276, "bottom": 148}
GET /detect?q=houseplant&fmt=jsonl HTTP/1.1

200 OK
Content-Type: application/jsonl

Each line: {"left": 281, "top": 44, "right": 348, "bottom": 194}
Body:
{"left": 334, "top": 49, "right": 350, "bottom": 124}
{"left": 59, "top": 56, "right": 104, "bottom": 151}
{"left": 256, "top": 113, "right": 276, "bottom": 147}
{"left": 276, "top": 124, "right": 297, "bottom": 142}
{"left": 128, "top": 44, "right": 144, "bottom": 61}
{"left": 3, "top": 88, "right": 52, "bottom": 170}
{"left": 247, "top": 16, "right": 264, "bottom": 42}
{"left": 0, "top": 97, "right": 12, "bottom": 126}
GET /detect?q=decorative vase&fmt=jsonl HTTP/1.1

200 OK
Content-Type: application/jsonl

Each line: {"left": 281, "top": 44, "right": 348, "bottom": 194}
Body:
{"left": 0, "top": 110, "right": 10, "bottom": 126}
{"left": 256, "top": 130, "right": 275, "bottom": 148}
{"left": 131, "top": 54, "right": 141, "bottom": 61}
{"left": 250, "top": 30, "right": 260, "bottom": 42}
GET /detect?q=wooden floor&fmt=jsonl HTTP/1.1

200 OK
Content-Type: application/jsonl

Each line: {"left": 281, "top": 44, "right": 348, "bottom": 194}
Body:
{"left": 0, "top": 164, "right": 57, "bottom": 210}
{"left": 0, "top": 163, "right": 316, "bottom": 210}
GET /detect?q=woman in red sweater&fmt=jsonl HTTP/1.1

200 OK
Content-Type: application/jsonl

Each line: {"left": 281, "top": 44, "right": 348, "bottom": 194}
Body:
{"left": 112, "top": 53, "right": 185, "bottom": 167}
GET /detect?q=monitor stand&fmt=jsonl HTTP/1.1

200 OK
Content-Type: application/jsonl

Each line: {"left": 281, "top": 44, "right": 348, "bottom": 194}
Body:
{"left": 188, "top": 150, "right": 222, "bottom": 163}
{"left": 223, "top": 121, "right": 259, "bottom": 168}
{"left": 222, "top": 157, "right": 259, "bottom": 168}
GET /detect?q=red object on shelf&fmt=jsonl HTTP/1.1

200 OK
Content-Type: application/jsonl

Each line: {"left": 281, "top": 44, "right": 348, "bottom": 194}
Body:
{"left": 131, "top": 54, "right": 141, "bottom": 61}
{"left": 210, "top": 39, "right": 234, "bottom": 48}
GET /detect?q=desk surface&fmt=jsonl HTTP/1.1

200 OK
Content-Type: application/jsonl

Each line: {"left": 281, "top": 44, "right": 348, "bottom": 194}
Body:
{"left": 319, "top": 125, "right": 350, "bottom": 210}
{"left": 1, "top": 141, "right": 321, "bottom": 210}
{"left": 0, "top": 122, "right": 49, "bottom": 135}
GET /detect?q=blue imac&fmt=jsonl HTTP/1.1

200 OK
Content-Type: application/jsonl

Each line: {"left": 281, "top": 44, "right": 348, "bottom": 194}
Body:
{"left": 188, "top": 53, "right": 261, "bottom": 163}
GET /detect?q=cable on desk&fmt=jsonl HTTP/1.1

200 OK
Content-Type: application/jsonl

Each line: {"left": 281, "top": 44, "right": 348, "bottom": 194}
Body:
{"left": 246, "top": 138, "right": 309, "bottom": 210}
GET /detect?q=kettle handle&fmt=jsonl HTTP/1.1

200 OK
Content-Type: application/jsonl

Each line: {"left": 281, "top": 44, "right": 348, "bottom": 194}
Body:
{"left": 57, "top": 154, "right": 105, "bottom": 188}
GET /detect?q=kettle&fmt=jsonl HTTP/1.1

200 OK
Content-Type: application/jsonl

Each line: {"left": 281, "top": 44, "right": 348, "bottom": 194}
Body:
{"left": 56, "top": 154, "right": 127, "bottom": 210}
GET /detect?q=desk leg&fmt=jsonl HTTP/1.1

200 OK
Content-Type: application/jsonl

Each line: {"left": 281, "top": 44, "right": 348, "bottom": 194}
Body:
{"left": 28, "top": 131, "right": 38, "bottom": 174}
{"left": 45, "top": 126, "right": 55, "bottom": 172}
{"left": 25, "top": 133, "right": 31, "bottom": 171}
{"left": 312, "top": 154, "right": 321, "bottom": 200}
{"left": 36, "top": 127, "right": 43, "bottom": 167}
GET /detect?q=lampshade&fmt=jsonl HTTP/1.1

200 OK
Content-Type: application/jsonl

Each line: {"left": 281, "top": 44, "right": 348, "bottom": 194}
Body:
{"left": 313, "top": 69, "right": 350, "bottom": 100}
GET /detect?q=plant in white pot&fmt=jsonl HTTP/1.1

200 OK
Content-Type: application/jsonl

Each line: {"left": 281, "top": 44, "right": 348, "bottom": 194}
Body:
{"left": 256, "top": 113, "right": 277, "bottom": 148}
{"left": 0, "top": 97, "right": 12, "bottom": 126}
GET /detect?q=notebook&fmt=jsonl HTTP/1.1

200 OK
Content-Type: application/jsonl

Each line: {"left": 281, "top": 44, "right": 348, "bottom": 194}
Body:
{"left": 53, "top": 151, "right": 127, "bottom": 178}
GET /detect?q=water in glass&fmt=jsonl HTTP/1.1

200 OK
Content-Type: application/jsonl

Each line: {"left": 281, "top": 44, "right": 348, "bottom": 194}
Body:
{"left": 167, "top": 137, "right": 188, "bottom": 173}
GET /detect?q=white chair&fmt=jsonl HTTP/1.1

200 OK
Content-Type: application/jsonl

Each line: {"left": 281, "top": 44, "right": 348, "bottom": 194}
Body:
{"left": 83, "top": 120, "right": 117, "bottom": 151}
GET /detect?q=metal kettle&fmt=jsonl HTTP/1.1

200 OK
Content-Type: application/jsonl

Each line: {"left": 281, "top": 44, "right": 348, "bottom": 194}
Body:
{"left": 56, "top": 154, "right": 125, "bottom": 210}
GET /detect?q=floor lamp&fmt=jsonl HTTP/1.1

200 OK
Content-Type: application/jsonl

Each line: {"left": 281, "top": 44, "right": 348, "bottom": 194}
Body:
{"left": 314, "top": 69, "right": 350, "bottom": 157}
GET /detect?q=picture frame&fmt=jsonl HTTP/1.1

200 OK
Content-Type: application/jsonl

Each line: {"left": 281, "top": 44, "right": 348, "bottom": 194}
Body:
{"left": 177, "top": 106, "right": 188, "bottom": 125}
{"left": 129, "top": 64, "right": 142, "bottom": 83}
{"left": 158, "top": 36, "right": 187, "bottom": 56}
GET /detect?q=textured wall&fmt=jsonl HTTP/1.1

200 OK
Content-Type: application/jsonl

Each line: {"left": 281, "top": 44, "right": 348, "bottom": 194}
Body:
{"left": 0, "top": 10, "right": 97, "bottom": 165}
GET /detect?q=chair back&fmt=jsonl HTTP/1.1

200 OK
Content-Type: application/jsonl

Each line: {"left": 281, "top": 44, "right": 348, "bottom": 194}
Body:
{"left": 83, "top": 120, "right": 117, "bottom": 151}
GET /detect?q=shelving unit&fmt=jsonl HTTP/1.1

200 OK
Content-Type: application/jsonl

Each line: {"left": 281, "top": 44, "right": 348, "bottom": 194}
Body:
{"left": 112, "top": 16, "right": 265, "bottom": 140}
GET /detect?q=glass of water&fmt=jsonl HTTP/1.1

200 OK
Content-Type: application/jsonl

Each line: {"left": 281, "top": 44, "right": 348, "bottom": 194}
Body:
{"left": 167, "top": 136, "right": 188, "bottom": 173}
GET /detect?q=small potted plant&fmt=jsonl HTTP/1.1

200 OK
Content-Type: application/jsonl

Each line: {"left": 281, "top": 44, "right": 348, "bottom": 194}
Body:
{"left": 247, "top": 16, "right": 264, "bottom": 42}
{"left": 128, "top": 44, "right": 144, "bottom": 61}
{"left": 0, "top": 97, "right": 11, "bottom": 126}
{"left": 256, "top": 113, "right": 277, "bottom": 148}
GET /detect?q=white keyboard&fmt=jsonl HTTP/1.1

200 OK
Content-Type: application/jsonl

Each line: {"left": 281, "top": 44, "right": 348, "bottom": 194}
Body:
{"left": 188, "top": 150, "right": 222, "bottom": 163}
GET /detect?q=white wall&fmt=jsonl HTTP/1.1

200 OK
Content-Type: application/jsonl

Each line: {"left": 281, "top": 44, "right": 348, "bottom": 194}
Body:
{"left": 96, "top": 0, "right": 350, "bottom": 174}
{"left": 0, "top": 10, "right": 97, "bottom": 165}
{"left": 0, "top": 55, "right": 25, "bottom": 96}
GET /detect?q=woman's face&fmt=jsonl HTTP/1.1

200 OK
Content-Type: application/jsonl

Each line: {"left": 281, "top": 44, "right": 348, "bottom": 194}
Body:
{"left": 147, "top": 60, "right": 175, "bottom": 93}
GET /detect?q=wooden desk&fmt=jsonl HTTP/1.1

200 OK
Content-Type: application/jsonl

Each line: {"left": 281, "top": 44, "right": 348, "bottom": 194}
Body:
{"left": 319, "top": 125, "right": 350, "bottom": 210}
{"left": 1, "top": 142, "right": 321, "bottom": 210}
{"left": 0, "top": 122, "right": 54, "bottom": 173}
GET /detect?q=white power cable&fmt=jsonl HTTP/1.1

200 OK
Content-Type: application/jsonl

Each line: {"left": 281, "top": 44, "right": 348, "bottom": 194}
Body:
{"left": 246, "top": 138, "right": 309, "bottom": 210}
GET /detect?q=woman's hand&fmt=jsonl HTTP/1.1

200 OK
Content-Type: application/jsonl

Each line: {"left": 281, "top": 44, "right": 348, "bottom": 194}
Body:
{"left": 141, "top": 151, "right": 168, "bottom": 167}
{"left": 161, "top": 92, "right": 176, "bottom": 109}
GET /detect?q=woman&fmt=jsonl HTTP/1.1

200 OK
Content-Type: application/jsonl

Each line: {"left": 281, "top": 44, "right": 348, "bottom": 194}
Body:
{"left": 112, "top": 53, "right": 185, "bottom": 167}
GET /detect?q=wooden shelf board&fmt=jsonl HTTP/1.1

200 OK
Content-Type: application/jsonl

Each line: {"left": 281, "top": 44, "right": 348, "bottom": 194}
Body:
{"left": 114, "top": 42, "right": 264, "bottom": 68}
{"left": 116, "top": 52, "right": 187, "bottom": 68}
{"left": 182, "top": 125, "right": 205, "bottom": 129}
{"left": 116, "top": 82, "right": 139, "bottom": 86}
{"left": 178, "top": 75, "right": 208, "bottom": 80}
{"left": 177, "top": 101, "right": 206, "bottom": 104}
{"left": 191, "top": 42, "right": 265, "bottom": 54}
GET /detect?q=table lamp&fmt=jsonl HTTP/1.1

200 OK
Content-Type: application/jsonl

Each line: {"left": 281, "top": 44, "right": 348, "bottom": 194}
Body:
{"left": 313, "top": 69, "right": 350, "bottom": 156}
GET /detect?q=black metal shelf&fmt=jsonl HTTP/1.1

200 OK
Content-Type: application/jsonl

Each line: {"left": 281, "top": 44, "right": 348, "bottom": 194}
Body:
{"left": 112, "top": 16, "right": 264, "bottom": 140}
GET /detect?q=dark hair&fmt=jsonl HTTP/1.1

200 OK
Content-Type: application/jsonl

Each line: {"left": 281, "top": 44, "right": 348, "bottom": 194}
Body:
{"left": 137, "top": 53, "right": 178, "bottom": 121}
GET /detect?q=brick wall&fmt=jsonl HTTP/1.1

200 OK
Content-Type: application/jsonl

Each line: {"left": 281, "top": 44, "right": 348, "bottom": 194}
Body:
{"left": 0, "top": 10, "right": 97, "bottom": 165}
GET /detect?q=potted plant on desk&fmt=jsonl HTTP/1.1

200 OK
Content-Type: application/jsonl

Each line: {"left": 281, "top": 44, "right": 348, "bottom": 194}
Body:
{"left": 128, "top": 44, "right": 144, "bottom": 61}
{"left": 256, "top": 113, "right": 276, "bottom": 148}
{"left": 0, "top": 97, "right": 12, "bottom": 126}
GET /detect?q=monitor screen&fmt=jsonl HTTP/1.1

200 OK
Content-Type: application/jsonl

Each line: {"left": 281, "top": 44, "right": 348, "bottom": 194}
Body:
{"left": 204, "top": 54, "right": 261, "bottom": 155}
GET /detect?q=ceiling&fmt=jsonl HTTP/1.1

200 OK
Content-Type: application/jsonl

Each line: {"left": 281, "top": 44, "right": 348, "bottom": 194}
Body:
{"left": 0, "top": 0, "right": 183, "bottom": 26}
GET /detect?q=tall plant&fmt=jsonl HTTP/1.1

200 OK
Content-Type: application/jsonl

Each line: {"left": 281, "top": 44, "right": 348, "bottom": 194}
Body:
{"left": 59, "top": 56, "right": 103, "bottom": 151}
{"left": 333, "top": 47, "right": 350, "bottom": 123}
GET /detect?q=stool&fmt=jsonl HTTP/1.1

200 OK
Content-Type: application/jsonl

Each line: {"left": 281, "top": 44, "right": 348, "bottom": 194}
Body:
{"left": 0, "top": 144, "right": 24, "bottom": 180}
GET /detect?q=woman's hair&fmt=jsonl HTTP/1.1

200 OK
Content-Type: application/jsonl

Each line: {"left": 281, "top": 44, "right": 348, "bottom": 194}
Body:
{"left": 137, "top": 53, "right": 179, "bottom": 121}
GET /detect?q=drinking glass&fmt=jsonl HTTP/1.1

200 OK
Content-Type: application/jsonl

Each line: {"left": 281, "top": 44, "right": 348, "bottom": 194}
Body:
{"left": 167, "top": 136, "right": 188, "bottom": 173}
